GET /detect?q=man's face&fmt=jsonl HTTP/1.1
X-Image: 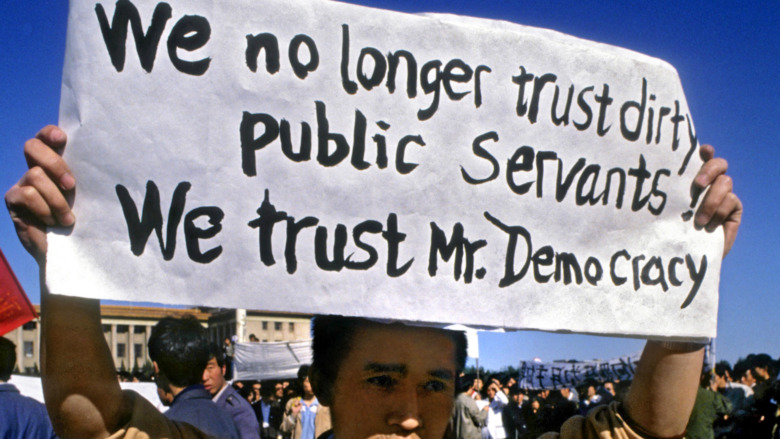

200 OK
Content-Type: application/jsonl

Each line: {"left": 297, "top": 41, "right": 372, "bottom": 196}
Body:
{"left": 604, "top": 382, "right": 615, "bottom": 395}
{"left": 741, "top": 370, "right": 756, "bottom": 387}
{"left": 203, "top": 357, "right": 226, "bottom": 396}
{"left": 253, "top": 383, "right": 262, "bottom": 399}
{"left": 713, "top": 373, "right": 727, "bottom": 390}
{"left": 486, "top": 385, "right": 497, "bottom": 399}
{"left": 329, "top": 324, "right": 457, "bottom": 439}
{"left": 275, "top": 382, "right": 284, "bottom": 399}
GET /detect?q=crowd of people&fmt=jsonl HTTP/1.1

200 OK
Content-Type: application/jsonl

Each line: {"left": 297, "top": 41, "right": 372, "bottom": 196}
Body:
{"left": 3, "top": 322, "right": 780, "bottom": 439}
{"left": 447, "top": 353, "right": 780, "bottom": 439}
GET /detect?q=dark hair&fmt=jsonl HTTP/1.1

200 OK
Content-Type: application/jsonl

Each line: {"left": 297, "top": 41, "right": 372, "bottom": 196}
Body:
{"left": 297, "top": 364, "right": 311, "bottom": 382}
{"left": 0, "top": 338, "right": 16, "bottom": 381}
{"left": 714, "top": 361, "right": 732, "bottom": 378}
{"left": 208, "top": 342, "right": 225, "bottom": 368}
{"left": 508, "top": 384, "right": 523, "bottom": 397}
{"left": 310, "top": 315, "right": 467, "bottom": 404}
{"left": 457, "top": 374, "right": 476, "bottom": 394}
{"left": 148, "top": 315, "right": 210, "bottom": 388}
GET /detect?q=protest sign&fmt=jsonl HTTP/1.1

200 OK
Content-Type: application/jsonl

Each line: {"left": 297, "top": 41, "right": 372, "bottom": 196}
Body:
{"left": 47, "top": 0, "right": 723, "bottom": 339}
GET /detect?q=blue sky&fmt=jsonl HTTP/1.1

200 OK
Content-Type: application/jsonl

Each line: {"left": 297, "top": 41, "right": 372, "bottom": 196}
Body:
{"left": 1, "top": 0, "right": 778, "bottom": 370}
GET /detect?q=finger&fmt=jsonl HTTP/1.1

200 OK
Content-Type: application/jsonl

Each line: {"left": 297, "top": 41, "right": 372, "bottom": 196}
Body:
{"left": 24, "top": 127, "right": 74, "bottom": 192}
{"left": 17, "top": 166, "right": 75, "bottom": 227}
{"left": 36, "top": 125, "right": 68, "bottom": 149}
{"left": 720, "top": 194, "right": 743, "bottom": 257}
{"left": 694, "top": 174, "right": 733, "bottom": 229}
{"left": 5, "top": 184, "right": 50, "bottom": 260}
{"left": 703, "top": 191, "right": 740, "bottom": 233}
{"left": 698, "top": 144, "right": 715, "bottom": 162}
{"left": 693, "top": 157, "right": 728, "bottom": 190}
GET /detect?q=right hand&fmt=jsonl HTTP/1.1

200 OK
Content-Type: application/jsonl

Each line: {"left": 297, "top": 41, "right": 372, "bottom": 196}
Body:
{"left": 291, "top": 400, "right": 302, "bottom": 416}
{"left": 4, "top": 125, "right": 74, "bottom": 262}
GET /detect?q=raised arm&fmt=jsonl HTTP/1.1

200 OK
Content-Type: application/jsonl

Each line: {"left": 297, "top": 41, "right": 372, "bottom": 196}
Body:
{"left": 622, "top": 144, "right": 742, "bottom": 437}
{"left": 5, "top": 126, "right": 130, "bottom": 439}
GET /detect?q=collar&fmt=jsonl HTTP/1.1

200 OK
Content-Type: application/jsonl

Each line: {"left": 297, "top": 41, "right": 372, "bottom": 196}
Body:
{"left": 302, "top": 396, "right": 320, "bottom": 408}
{"left": 172, "top": 384, "right": 211, "bottom": 404}
{"left": 212, "top": 382, "right": 229, "bottom": 402}
{"left": 0, "top": 383, "right": 19, "bottom": 393}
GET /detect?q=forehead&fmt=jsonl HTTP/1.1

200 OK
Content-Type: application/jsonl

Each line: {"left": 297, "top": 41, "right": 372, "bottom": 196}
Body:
{"left": 340, "top": 323, "right": 457, "bottom": 375}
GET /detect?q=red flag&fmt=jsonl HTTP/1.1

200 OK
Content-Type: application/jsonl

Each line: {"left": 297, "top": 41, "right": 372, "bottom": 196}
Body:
{"left": 0, "top": 248, "right": 37, "bottom": 336}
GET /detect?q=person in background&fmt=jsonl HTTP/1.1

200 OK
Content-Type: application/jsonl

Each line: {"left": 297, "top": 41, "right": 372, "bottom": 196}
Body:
{"left": 0, "top": 337, "right": 58, "bottom": 439}
{"left": 685, "top": 368, "right": 732, "bottom": 439}
{"left": 223, "top": 337, "right": 235, "bottom": 380}
{"left": 281, "top": 365, "right": 331, "bottom": 439}
{"left": 450, "top": 374, "right": 489, "bottom": 439}
{"left": 204, "top": 343, "right": 261, "bottom": 439}
{"left": 486, "top": 382, "right": 509, "bottom": 439}
{"left": 502, "top": 385, "right": 528, "bottom": 439}
{"left": 255, "top": 381, "right": 284, "bottom": 439}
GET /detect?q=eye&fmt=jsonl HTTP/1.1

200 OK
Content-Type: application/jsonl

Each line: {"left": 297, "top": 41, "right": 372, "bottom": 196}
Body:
{"left": 367, "top": 375, "right": 396, "bottom": 390}
{"left": 423, "top": 380, "right": 447, "bottom": 392}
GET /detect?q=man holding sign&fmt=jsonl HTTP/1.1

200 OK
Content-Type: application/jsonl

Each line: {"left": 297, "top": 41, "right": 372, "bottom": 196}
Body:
{"left": 4, "top": 125, "right": 742, "bottom": 439}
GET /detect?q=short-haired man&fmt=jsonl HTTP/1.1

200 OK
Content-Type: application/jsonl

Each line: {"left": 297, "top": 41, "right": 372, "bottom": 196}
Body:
{"left": 310, "top": 316, "right": 464, "bottom": 439}
{"left": 255, "top": 381, "right": 284, "bottom": 439}
{"left": 0, "top": 337, "right": 58, "bottom": 439}
{"left": 450, "top": 374, "right": 489, "bottom": 439}
{"left": 203, "top": 344, "right": 261, "bottom": 439}
{"left": 149, "top": 317, "right": 240, "bottom": 439}
{"left": 5, "top": 125, "right": 742, "bottom": 439}
{"left": 502, "top": 385, "right": 528, "bottom": 439}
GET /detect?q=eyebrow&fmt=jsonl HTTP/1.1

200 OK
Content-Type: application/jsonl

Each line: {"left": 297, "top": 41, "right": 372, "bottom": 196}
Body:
{"left": 364, "top": 363, "right": 407, "bottom": 375}
{"left": 430, "top": 369, "right": 454, "bottom": 381}
{"left": 363, "top": 363, "right": 454, "bottom": 381}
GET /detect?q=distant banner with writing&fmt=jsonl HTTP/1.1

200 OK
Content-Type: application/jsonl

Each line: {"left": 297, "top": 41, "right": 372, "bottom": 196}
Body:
{"left": 517, "top": 353, "right": 641, "bottom": 390}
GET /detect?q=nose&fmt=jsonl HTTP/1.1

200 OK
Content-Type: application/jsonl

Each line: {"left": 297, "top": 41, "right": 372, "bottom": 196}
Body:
{"left": 386, "top": 385, "right": 422, "bottom": 430}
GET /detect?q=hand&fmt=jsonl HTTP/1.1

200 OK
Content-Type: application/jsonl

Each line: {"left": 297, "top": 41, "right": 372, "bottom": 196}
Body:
{"left": 4, "top": 126, "right": 74, "bottom": 263}
{"left": 692, "top": 144, "right": 742, "bottom": 257}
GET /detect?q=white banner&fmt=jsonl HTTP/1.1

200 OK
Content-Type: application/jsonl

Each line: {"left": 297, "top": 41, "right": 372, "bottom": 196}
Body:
{"left": 233, "top": 340, "right": 313, "bottom": 381}
{"left": 10, "top": 375, "right": 164, "bottom": 410}
{"left": 517, "top": 353, "right": 641, "bottom": 390}
{"left": 48, "top": 0, "right": 722, "bottom": 339}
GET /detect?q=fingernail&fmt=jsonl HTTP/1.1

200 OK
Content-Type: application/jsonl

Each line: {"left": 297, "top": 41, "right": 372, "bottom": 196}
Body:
{"left": 694, "top": 212, "right": 708, "bottom": 226}
{"left": 51, "top": 127, "right": 65, "bottom": 143}
{"left": 61, "top": 212, "right": 75, "bottom": 226}
{"left": 60, "top": 173, "right": 75, "bottom": 190}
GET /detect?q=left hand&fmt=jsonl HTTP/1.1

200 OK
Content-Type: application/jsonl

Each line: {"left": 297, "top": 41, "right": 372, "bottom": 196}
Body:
{"left": 692, "top": 144, "right": 742, "bottom": 257}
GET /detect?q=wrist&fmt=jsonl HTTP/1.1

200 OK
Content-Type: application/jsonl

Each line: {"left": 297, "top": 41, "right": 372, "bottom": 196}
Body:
{"left": 656, "top": 340, "right": 707, "bottom": 352}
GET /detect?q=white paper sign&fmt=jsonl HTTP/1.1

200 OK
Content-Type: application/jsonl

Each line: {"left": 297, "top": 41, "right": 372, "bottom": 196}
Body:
{"left": 48, "top": 0, "right": 723, "bottom": 339}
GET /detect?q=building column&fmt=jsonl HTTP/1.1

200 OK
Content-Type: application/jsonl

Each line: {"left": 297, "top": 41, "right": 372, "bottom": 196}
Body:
{"left": 144, "top": 325, "right": 150, "bottom": 366}
{"left": 33, "top": 322, "right": 41, "bottom": 372}
{"left": 236, "top": 309, "right": 246, "bottom": 342}
{"left": 110, "top": 324, "right": 117, "bottom": 369}
{"left": 128, "top": 324, "right": 135, "bottom": 371}
{"left": 15, "top": 327, "right": 23, "bottom": 374}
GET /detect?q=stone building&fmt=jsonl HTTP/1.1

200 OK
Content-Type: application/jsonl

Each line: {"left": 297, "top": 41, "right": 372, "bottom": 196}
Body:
{"left": 3, "top": 305, "right": 312, "bottom": 375}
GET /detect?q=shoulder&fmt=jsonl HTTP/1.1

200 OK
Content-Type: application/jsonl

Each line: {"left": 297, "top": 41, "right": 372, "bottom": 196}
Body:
{"left": 111, "top": 390, "right": 207, "bottom": 439}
